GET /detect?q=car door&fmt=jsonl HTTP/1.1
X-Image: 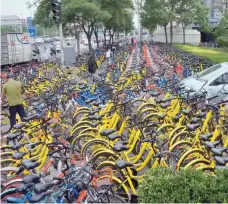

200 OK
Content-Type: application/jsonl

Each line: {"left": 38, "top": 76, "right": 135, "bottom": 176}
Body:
{"left": 207, "top": 72, "right": 228, "bottom": 103}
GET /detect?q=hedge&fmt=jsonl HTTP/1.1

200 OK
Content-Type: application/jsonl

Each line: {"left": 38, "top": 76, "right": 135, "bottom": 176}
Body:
{"left": 138, "top": 167, "right": 228, "bottom": 203}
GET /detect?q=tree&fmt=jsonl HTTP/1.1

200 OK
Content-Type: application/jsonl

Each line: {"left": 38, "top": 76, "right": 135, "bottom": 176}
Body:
{"left": 1, "top": 26, "right": 15, "bottom": 32}
{"left": 176, "top": 0, "right": 209, "bottom": 44}
{"left": 214, "top": 10, "right": 228, "bottom": 46}
{"left": 141, "top": 0, "right": 173, "bottom": 44}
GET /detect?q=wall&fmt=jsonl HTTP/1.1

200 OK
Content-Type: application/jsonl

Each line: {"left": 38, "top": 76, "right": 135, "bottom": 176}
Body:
{"left": 153, "top": 27, "right": 201, "bottom": 44}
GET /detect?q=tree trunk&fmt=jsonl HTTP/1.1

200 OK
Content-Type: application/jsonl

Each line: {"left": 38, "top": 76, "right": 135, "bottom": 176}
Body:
{"left": 164, "top": 25, "right": 168, "bottom": 44}
{"left": 117, "top": 32, "right": 119, "bottom": 42}
{"left": 94, "top": 28, "right": 99, "bottom": 49}
{"left": 109, "top": 29, "right": 111, "bottom": 45}
{"left": 76, "top": 34, "right": 80, "bottom": 55}
{"left": 183, "top": 27, "right": 186, "bottom": 44}
{"left": 87, "top": 34, "right": 92, "bottom": 51}
{"left": 103, "top": 29, "right": 107, "bottom": 47}
{"left": 170, "top": 21, "right": 173, "bottom": 44}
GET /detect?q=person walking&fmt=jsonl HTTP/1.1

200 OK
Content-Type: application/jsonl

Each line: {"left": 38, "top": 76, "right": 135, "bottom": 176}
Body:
{"left": 111, "top": 44, "right": 116, "bottom": 60}
{"left": 87, "top": 52, "right": 98, "bottom": 74}
{"left": 106, "top": 48, "right": 111, "bottom": 65}
{"left": 1, "top": 73, "right": 26, "bottom": 129}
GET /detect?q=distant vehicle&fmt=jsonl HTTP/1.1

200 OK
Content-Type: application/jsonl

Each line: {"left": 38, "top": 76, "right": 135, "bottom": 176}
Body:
{"left": 31, "top": 43, "right": 41, "bottom": 62}
{"left": 80, "top": 39, "right": 85, "bottom": 44}
{"left": 65, "top": 37, "right": 75, "bottom": 45}
{"left": 54, "top": 37, "right": 60, "bottom": 41}
{"left": 1, "top": 32, "right": 32, "bottom": 66}
{"left": 84, "top": 41, "right": 94, "bottom": 46}
{"left": 180, "top": 63, "right": 228, "bottom": 103}
{"left": 35, "top": 37, "right": 44, "bottom": 44}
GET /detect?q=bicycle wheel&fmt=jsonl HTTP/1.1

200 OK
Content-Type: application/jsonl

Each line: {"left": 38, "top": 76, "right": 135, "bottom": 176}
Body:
{"left": 1, "top": 187, "right": 24, "bottom": 202}
{"left": 81, "top": 139, "right": 112, "bottom": 158}
{"left": 90, "top": 150, "right": 119, "bottom": 169}
{"left": 72, "top": 134, "right": 95, "bottom": 153}
{"left": 1, "top": 159, "right": 16, "bottom": 168}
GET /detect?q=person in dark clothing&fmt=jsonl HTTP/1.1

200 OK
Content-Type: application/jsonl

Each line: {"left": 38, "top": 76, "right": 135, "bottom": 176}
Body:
{"left": 87, "top": 53, "right": 98, "bottom": 74}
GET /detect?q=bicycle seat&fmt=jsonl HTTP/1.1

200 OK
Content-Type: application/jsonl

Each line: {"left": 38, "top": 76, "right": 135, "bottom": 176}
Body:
{"left": 173, "top": 114, "right": 181, "bottom": 121}
{"left": 34, "top": 183, "right": 54, "bottom": 194}
{"left": 16, "top": 183, "right": 34, "bottom": 193}
{"left": 181, "top": 109, "right": 193, "bottom": 115}
{"left": 100, "top": 129, "right": 116, "bottom": 136}
{"left": 85, "top": 98, "right": 97, "bottom": 104}
{"left": 113, "top": 144, "right": 129, "bottom": 152}
{"left": 160, "top": 103, "right": 171, "bottom": 109}
{"left": 88, "top": 115, "right": 102, "bottom": 121}
{"left": 89, "top": 108, "right": 101, "bottom": 115}
{"left": 115, "top": 141, "right": 128, "bottom": 145}
{"left": 115, "top": 160, "right": 133, "bottom": 169}
{"left": 22, "top": 174, "right": 41, "bottom": 184}
{"left": 13, "top": 122, "right": 27, "bottom": 129}
{"left": 211, "top": 147, "right": 227, "bottom": 156}
{"left": 199, "top": 133, "right": 213, "bottom": 141}
{"left": 157, "top": 113, "right": 167, "bottom": 119}
{"left": 30, "top": 190, "right": 53, "bottom": 203}
{"left": 91, "top": 121, "right": 102, "bottom": 127}
{"left": 204, "top": 140, "right": 220, "bottom": 149}
{"left": 191, "top": 118, "right": 201, "bottom": 124}
{"left": 161, "top": 97, "right": 173, "bottom": 102}
{"left": 155, "top": 99, "right": 163, "bottom": 104}
{"left": 12, "top": 152, "right": 28, "bottom": 160}
{"left": 23, "top": 114, "right": 37, "bottom": 122}
{"left": 92, "top": 101, "right": 102, "bottom": 106}
{"left": 11, "top": 143, "right": 26, "bottom": 150}
{"left": 151, "top": 92, "right": 162, "bottom": 97}
{"left": 214, "top": 156, "right": 228, "bottom": 165}
{"left": 198, "top": 112, "right": 206, "bottom": 118}
{"left": 186, "top": 123, "right": 200, "bottom": 131}
{"left": 107, "top": 133, "right": 122, "bottom": 141}
{"left": 6, "top": 132, "right": 22, "bottom": 141}
{"left": 22, "top": 159, "right": 41, "bottom": 170}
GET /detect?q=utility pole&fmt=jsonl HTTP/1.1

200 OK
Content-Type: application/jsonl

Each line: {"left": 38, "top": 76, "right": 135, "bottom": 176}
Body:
{"left": 51, "top": 0, "right": 64, "bottom": 67}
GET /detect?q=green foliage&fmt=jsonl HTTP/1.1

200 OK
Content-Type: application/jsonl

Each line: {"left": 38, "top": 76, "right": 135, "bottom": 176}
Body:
{"left": 138, "top": 167, "right": 228, "bottom": 203}
{"left": 214, "top": 10, "right": 228, "bottom": 37}
{"left": 141, "top": 0, "right": 210, "bottom": 43}
{"left": 216, "top": 35, "right": 228, "bottom": 47}
{"left": 174, "top": 43, "right": 228, "bottom": 63}
{"left": 1, "top": 26, "right": 16, "bottom": 32}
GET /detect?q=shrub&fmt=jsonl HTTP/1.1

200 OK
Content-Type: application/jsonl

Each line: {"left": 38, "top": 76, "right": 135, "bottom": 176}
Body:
{"left": 138, "top": 167, "right": 228, "bottom": 203}
{"left": 216, "top": 35, "right": 228, "bottom": 47}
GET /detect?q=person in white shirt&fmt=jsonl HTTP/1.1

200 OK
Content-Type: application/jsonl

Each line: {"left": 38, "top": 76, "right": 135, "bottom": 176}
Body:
{"left": 106, "top": 49, "right": 111, "bottom": 65}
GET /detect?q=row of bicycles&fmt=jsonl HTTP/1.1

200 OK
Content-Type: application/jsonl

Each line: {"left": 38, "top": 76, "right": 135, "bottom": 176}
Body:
{"left": 1, "top": 42, "right": 227, "bottom": 203}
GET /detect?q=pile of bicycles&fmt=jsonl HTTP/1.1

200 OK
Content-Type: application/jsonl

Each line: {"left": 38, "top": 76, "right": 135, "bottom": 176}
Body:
{"left": 1, "top": 42, "right": 227, "bottom": 203}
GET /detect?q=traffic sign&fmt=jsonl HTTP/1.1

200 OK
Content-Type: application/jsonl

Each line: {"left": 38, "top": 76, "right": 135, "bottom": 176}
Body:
{"left": 28, "top": 27, "right": 36, "bottom": 37}
{"left": 27, "top": 17, "right": 33, "bottom": 26}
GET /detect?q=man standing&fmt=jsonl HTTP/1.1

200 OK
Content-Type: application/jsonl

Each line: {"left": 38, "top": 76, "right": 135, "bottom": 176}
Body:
{"left": 1, "top": 74, "right": 26, "bottom": 129}
{"left": 87, "top": 52, "right": 98, "bottom": 74}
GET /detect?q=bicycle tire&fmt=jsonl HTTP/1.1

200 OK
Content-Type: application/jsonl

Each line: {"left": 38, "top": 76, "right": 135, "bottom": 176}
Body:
{"left": 90, "top": 150, "right": 119, "bottom": 169}
{"left": 72, "top": 134, "right": 96, "bottom": 153}
{"left": 1, "top": 159, "right": 16, "bottom": 168}
{"left": 81, "top": 139, "right": 112, "bottom": 156}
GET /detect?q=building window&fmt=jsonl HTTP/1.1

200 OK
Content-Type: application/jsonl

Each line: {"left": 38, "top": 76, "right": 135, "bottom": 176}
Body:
{"left": 210, "top": 9, "right": 215, "bottom": 18}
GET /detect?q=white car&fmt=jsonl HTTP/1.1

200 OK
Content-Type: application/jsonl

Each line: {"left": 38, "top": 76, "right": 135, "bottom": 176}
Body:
{"left": 35, "top": 37, "right": 44, "bottom": 44}
{"left": 180, "top": 62, "right": 228, "bottom": 103}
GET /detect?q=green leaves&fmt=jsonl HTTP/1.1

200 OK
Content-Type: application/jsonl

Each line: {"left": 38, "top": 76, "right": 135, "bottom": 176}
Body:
{"left": 138, "top": 167, "right": 228, "bottom": 203}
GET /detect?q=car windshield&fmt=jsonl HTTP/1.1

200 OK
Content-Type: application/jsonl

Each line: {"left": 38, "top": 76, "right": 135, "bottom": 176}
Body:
{"left": 196, "top": 64, "right": 222, "bottom": 78}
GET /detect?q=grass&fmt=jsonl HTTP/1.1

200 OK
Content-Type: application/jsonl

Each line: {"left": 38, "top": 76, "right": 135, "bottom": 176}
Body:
{"left": 174, "top": 44, "right": 228, "bottom": 63}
